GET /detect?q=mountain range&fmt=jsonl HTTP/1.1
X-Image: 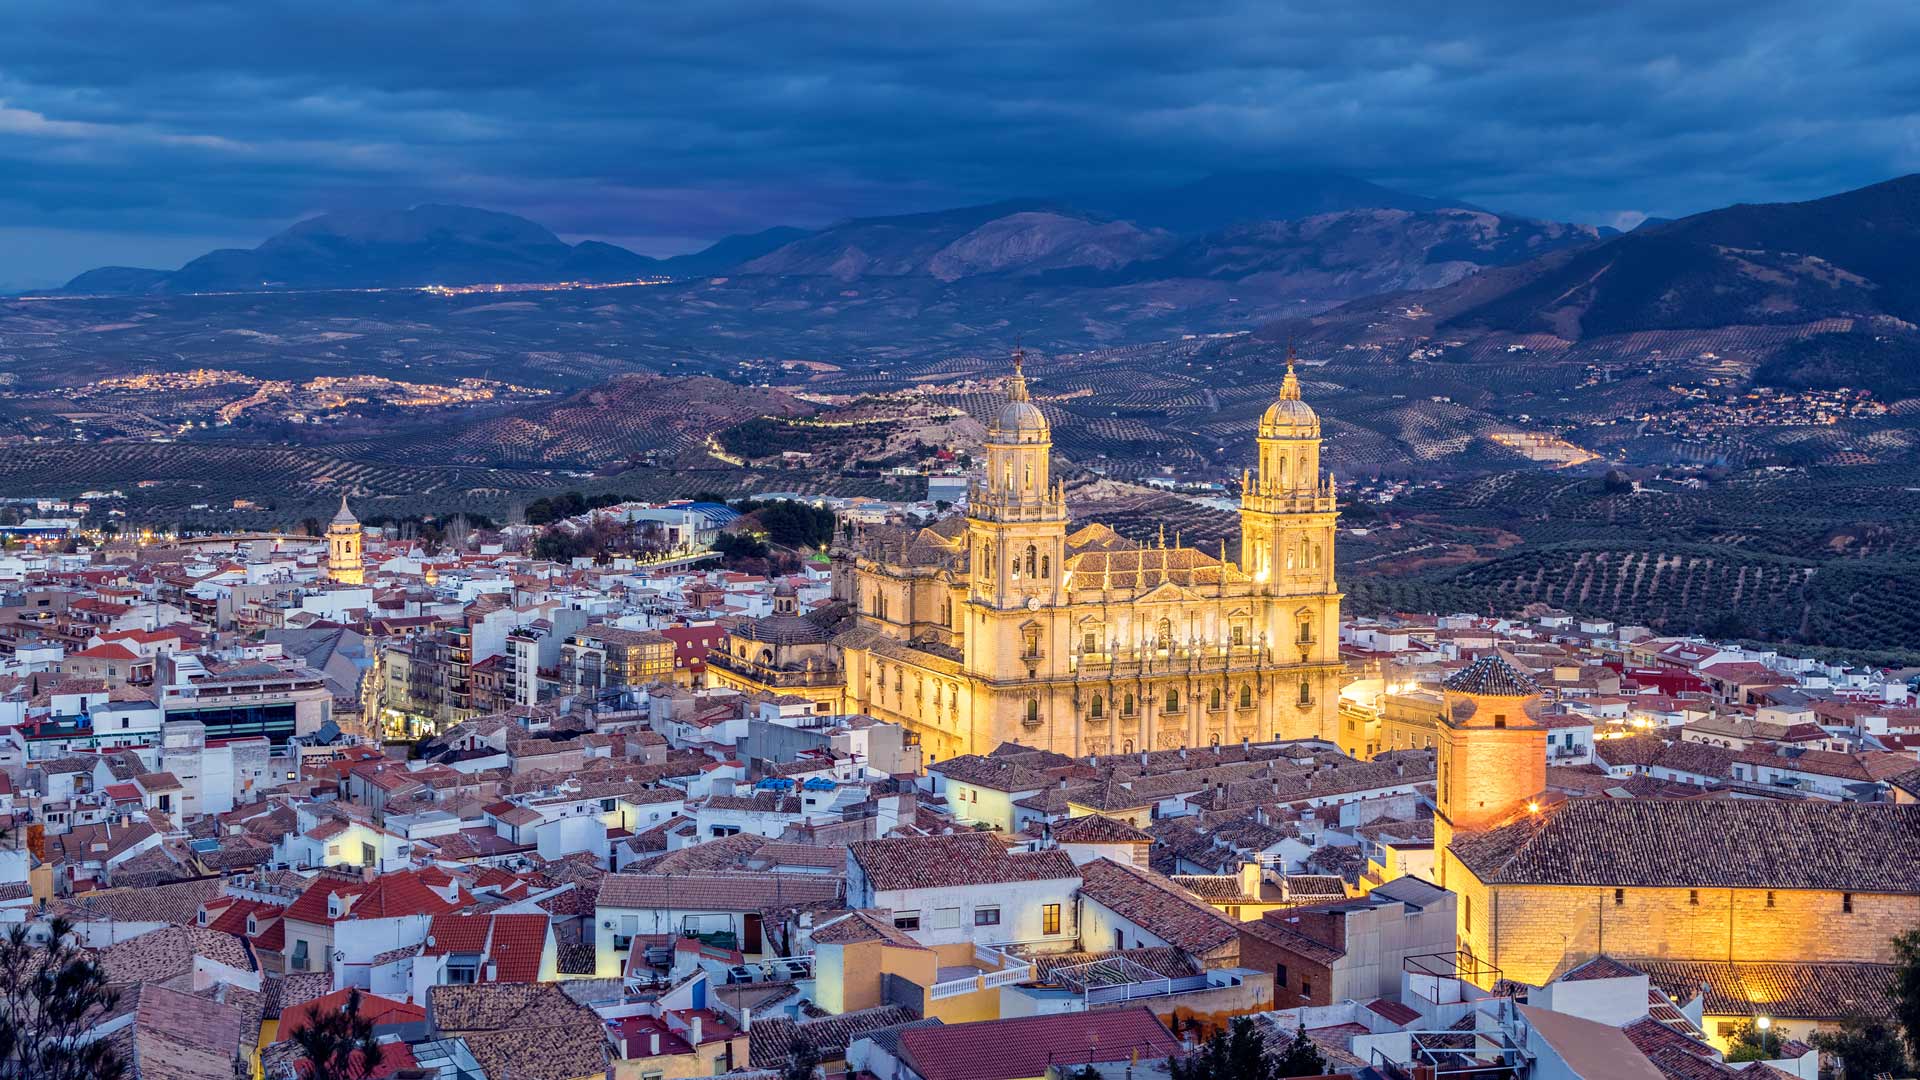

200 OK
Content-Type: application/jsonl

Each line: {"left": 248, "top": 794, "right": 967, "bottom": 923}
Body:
{"left": 56, "top": 170, "right": 1604, "bottom": 314}
{"left": 1304, "top": 174, "right": 1920, "bottom": 340}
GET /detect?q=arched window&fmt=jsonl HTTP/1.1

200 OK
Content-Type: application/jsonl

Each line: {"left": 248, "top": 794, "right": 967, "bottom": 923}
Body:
{"left": 1239, "top": 684, "right": 1253, "bottom": 709}
{"left": 1298, "top": 678, "right": 1312, "bottom": 706}
{"left": 1089, "top": 694, "right": 1105, "bottom": 719}
{"left": 1026, "top": 698, "right": 1040, "bottom": 725}
{"left": 1210, "top": 686, "right": 1223, "bottom": 711}
{"left": 1040, "top": 554, "right": 1050, "bottom": 578}
{"left": 1122, "top": 740, "right": 1134, "bottom": 754}
{"left": 1165, "top": 688, "right": 1180, "bottom": 712}
{"left": 1025, "top": 545, "right": 1037, "bottom": 577}
{"left": 1158, "top": 618, "right": 1173, "bottom": 647}
{"left": 1123, "top": 693, "right": 1137, "bottom": 717}
{"left": 1209, "top": 732, "right": 1221, "bottom": 747}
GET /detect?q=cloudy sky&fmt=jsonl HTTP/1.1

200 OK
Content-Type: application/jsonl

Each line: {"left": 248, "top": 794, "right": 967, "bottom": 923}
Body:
{"left": 3, "top": 0, "right": 1917, "bottom": 286}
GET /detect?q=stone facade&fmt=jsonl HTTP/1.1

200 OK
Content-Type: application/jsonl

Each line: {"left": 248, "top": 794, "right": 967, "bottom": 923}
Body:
{"left": 1443, "top": 844, "right": 1920, "bottom": 986}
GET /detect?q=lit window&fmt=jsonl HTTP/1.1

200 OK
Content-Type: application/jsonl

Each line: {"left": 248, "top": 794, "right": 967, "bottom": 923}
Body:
{"left": 1041, "top": 904, "right": 1061, "bottom": 935}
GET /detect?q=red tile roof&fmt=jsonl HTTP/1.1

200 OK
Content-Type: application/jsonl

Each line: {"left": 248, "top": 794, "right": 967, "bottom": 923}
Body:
{"left": 284, "top": 878, "right": 370, "bottom": 926}
{"left": 482, "top": 914, "right": 549, "bottom": 983}
{"left": 277, "top": 989, "right": 425, "bottom": 1041}
{"left": 350, "top": 871, "right": 464, "bottom": 920}
{"left": 424, "top": 913, "right": 494, "bottom": 955}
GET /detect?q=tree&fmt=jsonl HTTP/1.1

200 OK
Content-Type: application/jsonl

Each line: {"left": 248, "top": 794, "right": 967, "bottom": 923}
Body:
{"left": 1169, "top": 1017, "right": 1295, "bottom": 1080}
{"left": 0, "top": 917, "right": 128, "bottom": 1080}
{"left": 781, "top": 1034, "right": 820, "bottom": 1080}
{"left": 1893, "top": 927, "right": 1920, "bottom": 1053}
{"left": 289, "top": 986, "right": 385, "bottom": 1080}
{"left": 1811, "top": 1015, "right": 1909, "bottom": 1080}
{"left": 1271, "top": 1025, "right": 1328, "bottom": 1079}
{"left": 1724, "top": 1021, "right": 1783, "bottom": 1062}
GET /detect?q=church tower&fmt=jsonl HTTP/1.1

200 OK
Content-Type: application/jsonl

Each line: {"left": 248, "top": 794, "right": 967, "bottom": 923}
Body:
{"left": 965, "top": 348, "right": 1068, "bottom": 613}
{"left": 1238, "top": 348, "right": 1342, "bottom": 739}
{"left": 961, "top": 349, "right": 1070, "bottom": 737}
{"left": 327, "top": 494, "right": 365, "bottom": 585}
{"left": 1433, "top": 652, "right": 1547, "bottom": 881}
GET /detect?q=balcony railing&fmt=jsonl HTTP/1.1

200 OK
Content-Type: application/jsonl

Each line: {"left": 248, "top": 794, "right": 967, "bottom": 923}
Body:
{"left": 706, "top": 650, "right": 843, "bottom": 688}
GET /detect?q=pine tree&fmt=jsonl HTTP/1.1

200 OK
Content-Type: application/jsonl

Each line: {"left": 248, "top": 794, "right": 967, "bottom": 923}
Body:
{"left": 0, "top": 917, "right": 128, "bottom": 1080}
{"left": 1272, "top": 1025, "right": 1328, "bottom": 1079}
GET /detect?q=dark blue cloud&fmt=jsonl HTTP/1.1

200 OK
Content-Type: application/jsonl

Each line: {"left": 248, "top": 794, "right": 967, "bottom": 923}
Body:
{"left": 2, "top": 0, "right": 1917, "bottom": 285}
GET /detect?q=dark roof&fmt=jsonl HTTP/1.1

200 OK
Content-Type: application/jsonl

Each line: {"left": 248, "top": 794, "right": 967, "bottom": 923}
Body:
{"left": 597, "top": 872, "right": 843, "bottom": 911}
{"left": 849, "top": 833, "right": 1078, "bottom": 892}
{"left": 1632, "top": 958, "right": 1898, "bottom": 1022}
{"left": 896, "top": 1008, "right": 1180, "bottom": 1080}
{"left": 1075, "top": 858, "right": 1240, "bottom": 957}
{"left": 1450, "top": 798, "right": 1920, "bottom": 892}
{"left": 747, "top": 1004, "right": 919, "bottom": 1067}
{"left": 1051, "top": 814, "right": 1152, "bottom": 845}
{"left": 1443, "top": 653, "right": 1540, "bottom": 697}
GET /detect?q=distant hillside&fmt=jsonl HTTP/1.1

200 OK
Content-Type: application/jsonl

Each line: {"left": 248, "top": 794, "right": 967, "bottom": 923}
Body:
{"left": 1046, "top": 208, "right": 1602, "bottom": 299}
{"left": 738, "top": 203, "right": 1598, "bottom": 300}
{"left": 415, "top": 373, "right": 813, "bottom": 468}
{"left": 56, "top": 207, "right": 812, "bottom": 295}
{"left": 736, "top": 201, "right": 1173, "bottom": 280}
{"left": 1302, "top": 174, "right": 1920, "bottom": 343}
{"left": 1078, "top": 169, "right": 1479, "bottom": 234}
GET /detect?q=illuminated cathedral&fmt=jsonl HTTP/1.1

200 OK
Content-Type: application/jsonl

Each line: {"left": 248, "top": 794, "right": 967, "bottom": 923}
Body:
{"left": 711, "top": 350, "right": 1343, "bottom": 760}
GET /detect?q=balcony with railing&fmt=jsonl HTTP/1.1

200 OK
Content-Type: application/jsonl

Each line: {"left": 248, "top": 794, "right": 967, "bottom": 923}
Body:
{"left": 705, "top": 649, "right": 844, "bottom": 688}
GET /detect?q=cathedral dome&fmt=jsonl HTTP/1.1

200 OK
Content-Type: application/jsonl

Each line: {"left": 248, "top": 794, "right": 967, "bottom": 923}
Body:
{"left": 989, "top": 348, "right": 1049, "bottom": 441}
{"left": 1258, "top": 397, "right": 1319, "bottom": 437}
{"left": 992, "top": 398, "right": 1049, "bottom": 438}
{"left": 1258, "top": 350, "right": 1318, "bottom": 438}
{"left": 331, "top": 493, "right": 359, "bottom": 526}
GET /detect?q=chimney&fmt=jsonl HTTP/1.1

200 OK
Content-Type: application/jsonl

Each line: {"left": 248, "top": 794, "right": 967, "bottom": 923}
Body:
{"left": 485, "top": 961, "right": 498, "bottom": 981}
{"left": 650, "top": 1031, "right": 660, "bottom": 1056}
{"left": 1240, "top": 860, "right": 1261, "bottom": 899}
{"left": 742, "top": 1006, "right": 753, "bottom": 1031}
{"left": 691, "top": 1015, "right": 704, "bottom": 1045}
{"left": 1139, "top": 751, "right": 1147, "bottom": 768}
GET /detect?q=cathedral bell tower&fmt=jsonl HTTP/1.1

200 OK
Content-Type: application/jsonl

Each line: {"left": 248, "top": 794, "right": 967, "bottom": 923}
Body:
{"left": 1237, "top": 347, "right": 1342, "bottom": 739}
{"left": 1433, "top": 652, "right": 1547, "bottom": 882}
{"left": 327, "top": 494, "right": 365, "bottom": 586}
{"left": 1239, "top": 347, "right": 1336, "bottom": 595}
{"left": 966, "top": 348, "right": 1068, "bottom": 612}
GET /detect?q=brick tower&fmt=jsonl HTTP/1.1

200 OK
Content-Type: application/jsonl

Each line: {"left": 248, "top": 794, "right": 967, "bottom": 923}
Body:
{"left": 1433, "top": 652, "right": 1546, "bottom": 884}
